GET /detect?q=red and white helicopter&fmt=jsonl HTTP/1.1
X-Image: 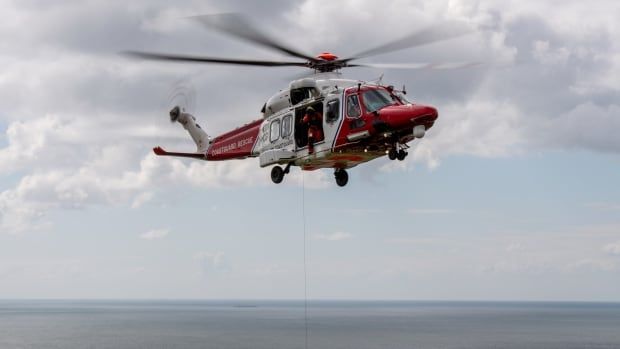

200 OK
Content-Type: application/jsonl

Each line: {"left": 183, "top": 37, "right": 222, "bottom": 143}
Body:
{"left": 128, "top": 14, "right": 473, "bottom": 187}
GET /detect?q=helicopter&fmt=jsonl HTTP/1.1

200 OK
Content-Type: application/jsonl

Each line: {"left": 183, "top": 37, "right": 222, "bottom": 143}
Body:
{"left": 127, "top": 14, "right": 475, "bottom": 187}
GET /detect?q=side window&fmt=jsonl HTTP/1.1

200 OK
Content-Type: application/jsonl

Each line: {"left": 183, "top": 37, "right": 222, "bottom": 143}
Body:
{"left": 281, "top": 115, "right": 292, "bottom": 138}
{"left": 346, "top": 94, "right": 361, "bottom": 118}
{"left": 261, "top": 123, "right": 269, "bottom": 144}
{"left": 325, "top": 99, "right": 340, "bottom": 123}
{"left": 270, "top": 119, "right": 280, "bottom": 142}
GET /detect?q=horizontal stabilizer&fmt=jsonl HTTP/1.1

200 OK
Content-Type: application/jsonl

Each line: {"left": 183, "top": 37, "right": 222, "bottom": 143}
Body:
{"left": 153, "top": 146, "right": 206, "bottom": 159}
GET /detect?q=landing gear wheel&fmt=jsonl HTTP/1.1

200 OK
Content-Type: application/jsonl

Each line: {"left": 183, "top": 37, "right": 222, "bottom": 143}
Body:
{"left": 397, "top": 149, "right": 408, "bottom": 161}
{"left": 388, "top": 149, "right": 397, "bottom": 160}
{"left": 335, "top": 169, "right": 349, "bottom": 187}
{"left": 271, "top": 166, "right": 284, "bottom": 184}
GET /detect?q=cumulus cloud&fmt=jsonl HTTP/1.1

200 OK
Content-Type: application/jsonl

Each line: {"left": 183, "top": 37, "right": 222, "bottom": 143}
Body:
{"left": 313, "top": 231, "right": 353, "bottom": 241}
{"left": 194, "top": 251, "right": 230, "bottom": 274}
{"left": 532, "top": 40, "right": 571, "bottom": 66}
{"left": 538, "top": 103, "right": 620, "bottom": 153}
{"left": 248, "top": 264, "right": 289, "bottom": 277}
{"left": 603, "top": 242, "right": 620, "bottom": 256}
{"left": 0, "top": 137, "right": 272, "bottom": 233}
{"left": 140, "top": 228, "right": 169, "bottom": 240}
{"left": 506, "top": 242, "right": 522, "bottom": 252}
{"left": 479, "top": 260, "right": 553, "bottom": 274}
{"left": 567, "top": 258, "right": 617, "bottom": 272}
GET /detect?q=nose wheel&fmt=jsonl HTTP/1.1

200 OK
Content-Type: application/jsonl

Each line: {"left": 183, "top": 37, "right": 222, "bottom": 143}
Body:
{"left": 334, "top": 169, "right": 349, "bottom": 187}
{"left": 388, "top": 148, "right": 398, "bottom": 160}
{"left": 388, "top": 144, "right": 408, "bottom": 161}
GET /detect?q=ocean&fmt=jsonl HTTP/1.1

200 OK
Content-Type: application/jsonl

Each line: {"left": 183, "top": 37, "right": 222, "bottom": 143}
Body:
{"left": 0, "top": 300, "right": 619, "bottom": 349}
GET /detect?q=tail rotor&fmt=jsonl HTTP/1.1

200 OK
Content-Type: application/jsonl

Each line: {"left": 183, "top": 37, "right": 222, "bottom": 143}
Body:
{"left": 167, "top": 78, "right": 196, "bottom": 122}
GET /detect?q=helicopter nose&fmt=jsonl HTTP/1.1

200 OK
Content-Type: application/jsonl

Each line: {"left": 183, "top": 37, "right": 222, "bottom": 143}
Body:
{"left": 426, "top": 106, "right": 438, "bottom": 119}
{"left": 414, "top": 105, "right": 438, "bottom": 120}
{"left": 409, "top": 105, "right": 438, "bottom": 131}
{"left": 378, "top": 104, "right": 438, "bottom": 130}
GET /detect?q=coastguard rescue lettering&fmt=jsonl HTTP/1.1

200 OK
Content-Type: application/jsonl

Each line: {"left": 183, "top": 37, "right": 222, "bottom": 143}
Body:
{"left": 211, "top": 136, "right": 254, "bottom": 155}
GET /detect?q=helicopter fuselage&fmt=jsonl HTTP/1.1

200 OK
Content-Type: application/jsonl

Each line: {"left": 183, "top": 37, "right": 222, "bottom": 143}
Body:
{"left": 154, "top": 76, "right": 438, "bottom": 186}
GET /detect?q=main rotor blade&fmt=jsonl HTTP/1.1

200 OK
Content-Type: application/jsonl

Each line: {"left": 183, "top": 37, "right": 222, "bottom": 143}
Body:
{"left": 191, "top": 13, "right": 317, "bottom": 62}
{"left": 349, "top": 61, "right": 482, "bottom": 70}
{"left": 345, "top": 21, "right": 472, "bottom": 61}
{"left": 125, "top": 51, "right": 309, "bottom": 67}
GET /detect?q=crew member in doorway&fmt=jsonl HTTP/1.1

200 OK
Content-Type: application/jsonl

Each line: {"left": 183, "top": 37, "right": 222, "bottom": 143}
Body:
{"left": 302, "top": 106, "right": 323, "bottom": 154}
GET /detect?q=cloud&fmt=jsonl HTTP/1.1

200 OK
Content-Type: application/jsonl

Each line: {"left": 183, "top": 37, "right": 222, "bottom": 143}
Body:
{"left": 139, "top": 228, "right": 169, "bottom": 240}
{"left": 479, "top": 260, "right": 553, "bottom": 274}
{"left": 0, "top": 116, "right": 57, "bottom": 174}
{"left": 567, "top": 258, "right": 617, "bottom": 272}
{"left": 532, "top": 40, "right": 571, "bottom": 66}
{"left": 248, "top": 264, "right": 289, "bottom": 277}
{"left": 0, "top": 150, "right": 269, "bottom": 234}
{"left": 0, "top": 109, "right": 334, "bottom": 233}
{"left": 313, "top": 231, "right": 353, "bottom": 241}
{"left": 537, "top": 103, "right": 620, "bottom": 153}
{"left": 382, "top": 96, "right": 526, "bottom": 171}
{"left": 408, "top": 208, "right": 454, "bottom": 214}
{"left": 480, "top": 258, "right": 618, "bottom": 274}
{"left": 386, "top": 237, "right": 446, "bottom": 244}
{"left": 506, "top": 242, "right": 522, "bottom": 252}
{"left": 0, "top": 111, "right": 276, "bottom": 233}
{"left": 0, "top": 259, "right": 84, "bottom": 281}
{"left": 131, "top": 191, "right": 155, "bottom": 209}
{"left": 194, "top": 251, "right": 230, "bottom": 274}
{"left": 603, "top": 242, "right": 620, "bottom": 256}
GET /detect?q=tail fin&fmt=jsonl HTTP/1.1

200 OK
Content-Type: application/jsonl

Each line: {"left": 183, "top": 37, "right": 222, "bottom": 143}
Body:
{"left": 169, "top": 106, "right": 210, "bottom": 153}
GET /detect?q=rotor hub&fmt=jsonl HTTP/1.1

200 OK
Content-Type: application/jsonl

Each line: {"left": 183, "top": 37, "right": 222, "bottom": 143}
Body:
{"left": 316, "top": 52, "right": 338, "bottom": 61}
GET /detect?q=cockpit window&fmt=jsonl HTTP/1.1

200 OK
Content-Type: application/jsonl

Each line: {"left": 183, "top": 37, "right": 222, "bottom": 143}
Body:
{"left": 346, "top": 94, "right": 362, "bottom": 118}
{"left": 362, "top": 89, "right": 396, "bottom": 113}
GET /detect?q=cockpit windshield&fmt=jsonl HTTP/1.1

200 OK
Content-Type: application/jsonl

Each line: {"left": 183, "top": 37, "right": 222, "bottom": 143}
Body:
{"left": 362, "top": 88, "right": 397, "bottom": 113}
{"left": 394, "top": 91, "right": 413, "bottom": 105}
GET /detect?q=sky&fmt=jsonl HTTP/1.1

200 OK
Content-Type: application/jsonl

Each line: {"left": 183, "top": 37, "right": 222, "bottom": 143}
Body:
{"left": 0, "top": 0, "right": 619, "bottom": 301}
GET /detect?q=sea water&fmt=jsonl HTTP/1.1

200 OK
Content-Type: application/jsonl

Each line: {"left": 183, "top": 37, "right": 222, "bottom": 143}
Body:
{"left": 1, "top": 300, "right": 619, "bottom": 349}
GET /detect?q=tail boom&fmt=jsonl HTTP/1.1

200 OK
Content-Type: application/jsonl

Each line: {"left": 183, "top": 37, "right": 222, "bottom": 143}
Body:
{"left": 205, "top": 119, "right": 262, "bottom": 161}
{"left": 153, "top": 107, "right": 262, "bottom": 162}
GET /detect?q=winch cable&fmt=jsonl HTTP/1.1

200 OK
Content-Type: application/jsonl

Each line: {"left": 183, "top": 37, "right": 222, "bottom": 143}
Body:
{"left": 301, "top": 170, "right": 309, "bottom": 349}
